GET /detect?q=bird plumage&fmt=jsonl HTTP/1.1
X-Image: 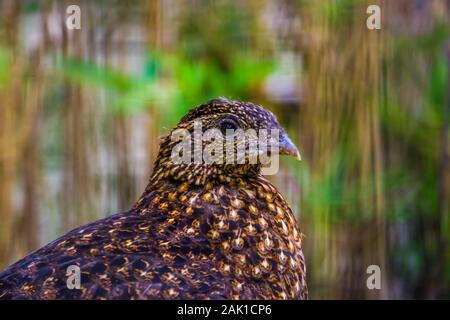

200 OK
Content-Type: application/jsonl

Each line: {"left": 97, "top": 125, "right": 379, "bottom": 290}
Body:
{"left": 0, "top": 98, "right": 307, "bottom": 299}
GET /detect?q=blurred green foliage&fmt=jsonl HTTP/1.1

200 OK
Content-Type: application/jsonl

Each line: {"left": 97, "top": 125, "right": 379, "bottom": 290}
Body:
{"left": 0, "top": 45, "right": 11, "bottom": 89}
{"left": 56, "top": 50, "right": 273, "bottom": 128}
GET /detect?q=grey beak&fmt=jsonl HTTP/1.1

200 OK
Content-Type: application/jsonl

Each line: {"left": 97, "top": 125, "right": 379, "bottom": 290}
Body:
{"left": 279, "top": 135, "right": 302, "bottom": 161}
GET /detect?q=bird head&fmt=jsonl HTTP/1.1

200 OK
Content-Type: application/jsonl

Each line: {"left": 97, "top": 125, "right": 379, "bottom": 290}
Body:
{"left": 152, "top": 98, "right": 301, "bottom": 185}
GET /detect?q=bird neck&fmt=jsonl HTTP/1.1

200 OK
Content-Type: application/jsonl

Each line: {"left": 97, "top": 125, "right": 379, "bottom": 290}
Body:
{"left": 148, "top": 136, "right": 263, "bottom": 187}
{"left": 133, "top": 159, "right": 263, "bottom": 213}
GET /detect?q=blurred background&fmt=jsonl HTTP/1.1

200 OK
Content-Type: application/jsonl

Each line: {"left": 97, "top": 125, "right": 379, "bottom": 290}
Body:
{"left": 0, "top": 0, "right": 449, "bottom": 299}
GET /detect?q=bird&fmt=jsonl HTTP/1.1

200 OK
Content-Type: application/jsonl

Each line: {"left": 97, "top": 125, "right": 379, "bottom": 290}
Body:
{"left": 0, "top": 98, "right": 307, "bottom": 300}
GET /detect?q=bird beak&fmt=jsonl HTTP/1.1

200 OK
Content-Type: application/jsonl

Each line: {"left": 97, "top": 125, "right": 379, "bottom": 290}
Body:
{"left": 279, "top": 135, "right": 302, "bottom": 161}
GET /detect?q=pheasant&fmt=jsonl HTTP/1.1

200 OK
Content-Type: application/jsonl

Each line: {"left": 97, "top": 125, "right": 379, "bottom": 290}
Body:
{"left": 0, "top": 98, "right": 307, "bottom": 299}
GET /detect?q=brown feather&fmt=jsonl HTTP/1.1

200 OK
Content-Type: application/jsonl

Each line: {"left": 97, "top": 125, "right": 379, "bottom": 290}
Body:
{"left": 0, "top": 98, "right": 307, "bottom": 300}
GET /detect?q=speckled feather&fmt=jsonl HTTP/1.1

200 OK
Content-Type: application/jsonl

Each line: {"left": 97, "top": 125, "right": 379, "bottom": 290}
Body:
{"left": 0, "top": 98, "right": 307, "bottom": 300}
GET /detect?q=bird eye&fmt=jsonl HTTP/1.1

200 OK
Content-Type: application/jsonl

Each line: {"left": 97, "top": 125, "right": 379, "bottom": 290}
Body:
{"left": 220, "top": 120, "right": 237, "bottom": 134}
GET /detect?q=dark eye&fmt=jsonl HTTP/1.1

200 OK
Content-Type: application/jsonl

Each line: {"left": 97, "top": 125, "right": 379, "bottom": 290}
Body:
{"left": 220, "top": 120, "right": 237, "bottom": 134}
